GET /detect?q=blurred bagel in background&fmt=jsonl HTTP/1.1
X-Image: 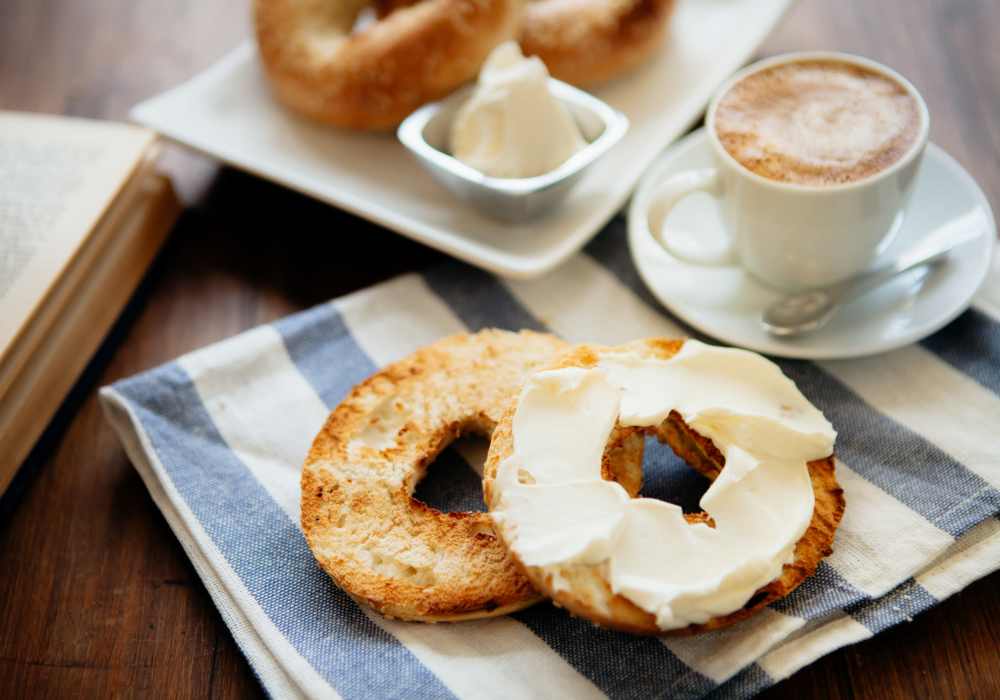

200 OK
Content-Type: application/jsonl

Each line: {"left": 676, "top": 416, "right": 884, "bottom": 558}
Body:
{"left": 254, "top": 0, "right": 521, "bottom": 129}
{"left": 375, "top": 0, "right": 677, "bottom": 87}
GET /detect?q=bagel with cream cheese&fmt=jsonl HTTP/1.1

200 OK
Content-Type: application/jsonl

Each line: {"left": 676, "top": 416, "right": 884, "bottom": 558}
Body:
{"left": 376, "top": 0, "right": 676, "bottom": 87}
{"left": 484, "top": 338, "right": 845, "bottom": 635}
{"left": 301, "top": 330, "right": 645, "bottom": 621}
{"left": 254, "top": 0, "right": 521, "bottom": 129}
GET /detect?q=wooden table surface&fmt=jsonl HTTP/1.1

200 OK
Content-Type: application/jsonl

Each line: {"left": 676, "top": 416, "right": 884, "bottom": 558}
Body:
{"left": 2, "top": 0, "right": 998, "bottom": 697}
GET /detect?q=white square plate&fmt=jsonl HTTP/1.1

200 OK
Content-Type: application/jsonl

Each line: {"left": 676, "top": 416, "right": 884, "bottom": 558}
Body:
{"left": 132, "top": 0, "right": 793, "bottom": 278}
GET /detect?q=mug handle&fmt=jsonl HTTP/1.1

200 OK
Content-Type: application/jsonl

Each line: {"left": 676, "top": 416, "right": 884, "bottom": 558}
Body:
{"left": 643, "top": 167, "right": 736, "bottom": 266}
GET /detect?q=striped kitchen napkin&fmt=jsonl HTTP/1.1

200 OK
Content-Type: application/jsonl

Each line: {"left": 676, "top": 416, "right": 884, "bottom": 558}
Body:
{"left": 100, "top": 219, "right": 1000, "bottom": 700}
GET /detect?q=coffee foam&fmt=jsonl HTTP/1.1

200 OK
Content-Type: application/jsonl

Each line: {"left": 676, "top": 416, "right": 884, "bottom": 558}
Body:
{"left": 714, "top": 60, "right": 921, "bottom": 186}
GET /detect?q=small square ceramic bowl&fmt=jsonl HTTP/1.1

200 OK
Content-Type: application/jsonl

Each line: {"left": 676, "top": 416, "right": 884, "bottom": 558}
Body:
{"left": 397, "top": 80, "right": 629, "bottom": 222}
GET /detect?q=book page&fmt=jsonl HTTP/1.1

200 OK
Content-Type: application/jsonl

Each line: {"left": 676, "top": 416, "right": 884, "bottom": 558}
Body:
{"left": 0, "top": 112, "right": 155, "bottom": 360}
{"left": 0, "top": 173, "right": 179, "bottom": 492}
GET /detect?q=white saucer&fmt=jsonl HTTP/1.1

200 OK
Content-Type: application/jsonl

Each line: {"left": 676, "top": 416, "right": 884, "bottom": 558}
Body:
{"left": 627, "top": 129, "right": 996, "bottom": 359}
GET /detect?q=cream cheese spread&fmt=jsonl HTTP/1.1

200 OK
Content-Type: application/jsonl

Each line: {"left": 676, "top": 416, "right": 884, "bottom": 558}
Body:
{"left": 450, "top": 41, "right": 586, "bottom": 179}
{"left": 491, "top": 340, "right": 836, "bottom": 630}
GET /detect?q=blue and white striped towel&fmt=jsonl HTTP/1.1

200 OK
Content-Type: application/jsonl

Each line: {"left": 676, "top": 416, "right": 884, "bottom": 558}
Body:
{"left": 100, "top": 220, "right": 1000, "bottom": 699}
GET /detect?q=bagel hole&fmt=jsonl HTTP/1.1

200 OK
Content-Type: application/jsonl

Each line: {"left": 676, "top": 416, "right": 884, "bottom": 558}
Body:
{"left": 411, "top": 435, "right": 489, "bottom": 513}
{"left": 640, "top": 435, "right": 712, "bottom": 514}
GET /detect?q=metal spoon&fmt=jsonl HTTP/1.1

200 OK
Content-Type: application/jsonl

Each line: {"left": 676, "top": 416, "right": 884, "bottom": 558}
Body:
{"left": 762, "top": 216, "right": 984, "bottom": 337}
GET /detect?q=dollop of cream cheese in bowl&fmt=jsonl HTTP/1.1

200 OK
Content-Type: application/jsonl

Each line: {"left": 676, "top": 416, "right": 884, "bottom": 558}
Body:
{"left": 491, "top": 340, "right": 837, "bottom": 630}
{"left": 450, "top": 41, "right": 586, "bottom": 178}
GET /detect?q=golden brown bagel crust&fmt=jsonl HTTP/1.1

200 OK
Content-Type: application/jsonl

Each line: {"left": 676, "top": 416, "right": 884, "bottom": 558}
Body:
{"left": 301, "top": 330, "right": 645, "bottom": 621}
{"left": 520, "top": 0, "right": 676, "bottom": 87}
{"left": 483, "top": 338, "right": 846, "bottom": 635}
{"left": 375, "top": 0, "right": 675, "bottom": 86}
{"left": 254, "top": 0, "right": 521, "bottom": 130}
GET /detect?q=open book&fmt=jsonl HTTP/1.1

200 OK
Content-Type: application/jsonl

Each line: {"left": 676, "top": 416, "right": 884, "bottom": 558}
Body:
{"left": 0, "top": 112, "right": 180, "bottom": 495}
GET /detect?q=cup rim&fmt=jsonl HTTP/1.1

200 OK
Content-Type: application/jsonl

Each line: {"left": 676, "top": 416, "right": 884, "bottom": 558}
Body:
{"left": 704, "top": 50, "right": 931, "bottom": 194}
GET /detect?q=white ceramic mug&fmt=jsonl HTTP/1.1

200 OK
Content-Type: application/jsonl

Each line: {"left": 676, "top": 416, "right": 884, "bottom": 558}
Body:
{"left": 635, "top": 52, "right": 930, "bottom": 292}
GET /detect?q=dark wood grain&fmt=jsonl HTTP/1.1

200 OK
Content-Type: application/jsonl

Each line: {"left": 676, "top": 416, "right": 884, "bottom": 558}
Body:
{"left": 0, "top": 0, "right": 998, "bottom": 698}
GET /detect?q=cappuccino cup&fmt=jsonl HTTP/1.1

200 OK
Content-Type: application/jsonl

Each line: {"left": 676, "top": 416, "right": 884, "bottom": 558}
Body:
{"left": 635, "top": 52, "right": 930, "bottom": 292}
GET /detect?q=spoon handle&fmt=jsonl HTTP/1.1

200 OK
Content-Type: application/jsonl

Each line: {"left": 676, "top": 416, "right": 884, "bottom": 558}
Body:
{"left": 827, "top": 211, "right": 985, "bottom": 304}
